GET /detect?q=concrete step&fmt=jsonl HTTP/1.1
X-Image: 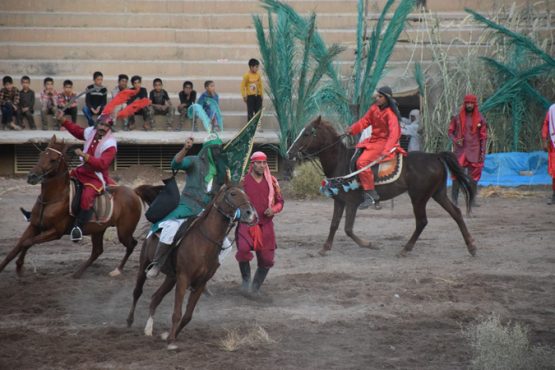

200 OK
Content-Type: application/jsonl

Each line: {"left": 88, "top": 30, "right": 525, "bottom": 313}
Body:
{"left": 0, "top": 26, "right": 359, "bottom": 45}
{"left": 0, "top": 0, "right": 530, "bottom": 14}
{"left": 0, "top": 0, "right": 358, "bottom": 14}
{"left": 0, "top": 41, "right": 488, "bottom": 62}
{"left": 0, "top": 59, "right": 365, "bottom": 78}
{"left": 0, "top": 11, "right": 359, "bottom": 29}
{"left": 0, "top": 59, "right": 429, "bottom": 79}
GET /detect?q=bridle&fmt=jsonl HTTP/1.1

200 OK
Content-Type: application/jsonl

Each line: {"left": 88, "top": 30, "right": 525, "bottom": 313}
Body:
{"left": 32, "top": 147, "right": 67, "bottom": 184}
{"left": 288, "top": 125, "right": 346, "bottom": 160}
{"left": 197, "top": 187, "right": 254, "bottom": 249}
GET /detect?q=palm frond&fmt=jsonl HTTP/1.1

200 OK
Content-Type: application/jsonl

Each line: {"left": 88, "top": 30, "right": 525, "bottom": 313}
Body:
{"left": 352, "top": 0, "right": 366, "bottom": 103}
{"left": 466, "top": 8, "right": 555, "bottom": 67}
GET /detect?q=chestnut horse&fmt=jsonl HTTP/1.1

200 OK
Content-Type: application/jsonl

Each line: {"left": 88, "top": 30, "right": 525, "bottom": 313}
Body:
{"left": 127, "top": 183, "right": 257, "bottom": 350}
{"left": 287, "top": 117, "right": 477, "bottom": 257}
{"left": 0, "top": 135, "right": 143, "bottom": 278}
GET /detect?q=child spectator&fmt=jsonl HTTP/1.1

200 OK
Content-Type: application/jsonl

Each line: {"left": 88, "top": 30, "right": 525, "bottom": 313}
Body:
{"left": 57, "top": 80, "right": 77, "bottom": 127}
{"left": 197, "top": 80, "right": 222, "bottom": 132}
{"left": 17, "top": 76, "right": 36, "bottom": 129}
{"left": 40, "top": 77, "right": 57, "bottom": 130}
{"left": 149, "top": 78, "right": 175, "bottom": 130}
{"left": 177, "top": 81, "right": 196, "bottom": 131}
{"left": 127, "top": 75, "right": 152, "bottom": 130}
{"left": 241, "top": 58, "right": 263, "bottom": 121}
{"left": 112, "top": 74, "right": 129, "bottom": 130}
{"left": 0, "top": 76, "right": 21, "bottom": 130}
{"left": 83, "top": 71, "right": 107, "bottom": 127}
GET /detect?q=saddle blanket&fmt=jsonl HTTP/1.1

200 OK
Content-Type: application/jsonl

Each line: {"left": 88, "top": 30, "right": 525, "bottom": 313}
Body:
{"left": 321, "top": 153, "right": 404, "bottom": 197}
{"left": 69, "top": 181, "right": 114, "bottom": 223}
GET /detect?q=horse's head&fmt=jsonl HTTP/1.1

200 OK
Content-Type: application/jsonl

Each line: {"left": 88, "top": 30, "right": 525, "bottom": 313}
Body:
{"left": 27, "top": 135, "right": 70, "bottom": 185}
{"left": 287, "top": 116, "right": 340, "bottom": 160}
{"left": 214, "top": 184, "right": 258, "bottom": 226}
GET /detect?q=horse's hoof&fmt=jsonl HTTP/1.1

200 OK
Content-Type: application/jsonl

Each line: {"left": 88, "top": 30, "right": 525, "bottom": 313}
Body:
{"left": 318, "top": 249, "right": 328, "bottom": 257}
{"left": 126, "top": 318, "right": 133, "bottom": 328}
{"left": 160, "top": 331, "right": 169, "bottom": 341}
{"left": 468, "top": 247, "right": 477, "bottom": 257}
{"left": 109, "top": 268, "right": 121, "bottom": 277}
{"left": 396, "top": 250, "right": 408, "bottom": 258}
{"left": 167, "top": 343, "right": 178, "bottom": 351}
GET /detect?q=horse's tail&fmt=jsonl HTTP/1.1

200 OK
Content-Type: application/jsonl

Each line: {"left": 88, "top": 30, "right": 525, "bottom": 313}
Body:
{"left": 133, "top": 185, "right": 164, "bottom": 206}
{"left": 438, "top": 151, "right": 475, "bottom": 213}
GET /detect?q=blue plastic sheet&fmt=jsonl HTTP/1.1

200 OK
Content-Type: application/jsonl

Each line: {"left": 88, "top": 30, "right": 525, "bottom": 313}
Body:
{"left": 478, "top": 151, "right": 551, "bottom": 187}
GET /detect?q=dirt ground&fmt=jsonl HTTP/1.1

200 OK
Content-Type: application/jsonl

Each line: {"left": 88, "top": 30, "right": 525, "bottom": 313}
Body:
{"left": 0, "top": 168, "right": 554, "bottom": 370}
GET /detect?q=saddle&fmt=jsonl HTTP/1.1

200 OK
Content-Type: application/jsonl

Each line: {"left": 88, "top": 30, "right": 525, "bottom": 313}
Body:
{"left": 350, "top": 149, "right": 404, "bottom": 186}
{"left": 69, "top": 178, "right": 114, "bottom": 223}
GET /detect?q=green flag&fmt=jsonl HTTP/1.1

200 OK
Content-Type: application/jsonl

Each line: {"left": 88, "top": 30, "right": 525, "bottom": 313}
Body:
{"left": 223, "top": 110, "right": 263, "bottom": 183}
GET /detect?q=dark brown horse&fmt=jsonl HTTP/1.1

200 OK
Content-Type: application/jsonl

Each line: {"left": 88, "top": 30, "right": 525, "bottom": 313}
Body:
{"left": 127, "top": 183, "right": 257, "bottom": 350}
{"left": 0, "top": 135, "right": 143, "bottom": 278}
{"left": 287, "top": 117, "right": 477, "bottom": 257}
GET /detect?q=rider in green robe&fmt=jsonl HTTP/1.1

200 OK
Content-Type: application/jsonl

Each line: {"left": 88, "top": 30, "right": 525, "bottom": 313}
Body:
{"left": 146, "top": 134, "right": 227, "bottom": 278}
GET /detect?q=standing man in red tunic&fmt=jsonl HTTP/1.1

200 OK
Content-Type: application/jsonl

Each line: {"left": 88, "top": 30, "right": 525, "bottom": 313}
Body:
{"left": 55, "top": 110, "right": 117, "bottom": 242}
{"left": 541, "top": 104, "right": 555, "bottom": 205}
{"left": 344, "top": 86, "right": 402, "bottom": 210}
{"left": 236, "top": 151, "right": 284, "bottom": 297}
{"left": 448, "top": 94, "right": 487, "bottom": 206}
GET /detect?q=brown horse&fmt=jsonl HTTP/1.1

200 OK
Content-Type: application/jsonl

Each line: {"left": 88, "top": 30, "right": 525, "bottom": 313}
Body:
{"left": 287, "top": 117, "right": 477, "bottom": 257}
{"left": 127, "top": 183, "right": 257, "bottom": 350}
{"left": 0, "top": 135, "right": 143, "bottom": 278}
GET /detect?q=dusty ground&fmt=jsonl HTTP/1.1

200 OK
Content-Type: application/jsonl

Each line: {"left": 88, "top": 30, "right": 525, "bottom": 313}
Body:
{"left": 0, "top": 169, "right": 554, "bottom": 370}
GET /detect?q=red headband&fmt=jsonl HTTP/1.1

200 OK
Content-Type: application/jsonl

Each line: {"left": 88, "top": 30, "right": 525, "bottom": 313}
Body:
{"left": 250, "top": 151, "right": 267, "bottom": 162}
{"left": 464, "top": 94, "right": 477, "bottom": 104}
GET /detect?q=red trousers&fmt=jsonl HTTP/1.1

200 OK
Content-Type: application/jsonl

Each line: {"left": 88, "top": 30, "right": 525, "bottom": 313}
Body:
{"left": 235, "top": 225, "right": 275, "bottom": 269}
{"left": 80, "top": 186, "right": 98, "bottom": 210}
{"left": 356, "top": 143, "right": 385, "bottom": 190}
{"left": 459, "top": 157, "right": 484, "bottom": 182}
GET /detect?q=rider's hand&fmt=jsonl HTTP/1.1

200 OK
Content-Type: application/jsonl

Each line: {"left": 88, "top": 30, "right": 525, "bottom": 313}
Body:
{"left": 74, "top": 148, "right": 84, "bottom": 157}
{"left": 264, "top": 208, "right": 274, "bottom": 217}
{"left": 55, "top": 110, "right": 65, "bottom": 122}
{"left": 184, "top": 137, "right": 194, "bottom": 150}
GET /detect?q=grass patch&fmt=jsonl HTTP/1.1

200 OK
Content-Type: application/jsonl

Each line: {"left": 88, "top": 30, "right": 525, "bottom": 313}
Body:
{"left": 464, "top": 314, "right": 554, "bottom": 370}
{"left": 480, "top": 186, "right": 539, "bottom": 198}
{"left": 220, "top": 325, "right": 276, "bottom": 352}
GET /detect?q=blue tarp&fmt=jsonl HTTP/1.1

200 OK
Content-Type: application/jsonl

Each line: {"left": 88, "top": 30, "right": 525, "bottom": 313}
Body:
{"left": 478, "top": 151, "right": 551, "bottom": 187}
{"left": 446, "top": 151, "right": 550, "bottom": 187}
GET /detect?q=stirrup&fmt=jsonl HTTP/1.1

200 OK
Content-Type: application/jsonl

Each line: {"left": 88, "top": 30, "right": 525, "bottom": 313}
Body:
{"left": 70, "top": 226, "right": 83, "bottom": 242}
{"left": 145, "top": 263, "right": 161, "bottom": 279}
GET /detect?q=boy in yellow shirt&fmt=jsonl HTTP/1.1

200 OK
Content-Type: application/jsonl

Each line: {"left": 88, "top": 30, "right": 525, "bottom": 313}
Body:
{"left": 241, "top": 58, "right": 263, "bottom": 121}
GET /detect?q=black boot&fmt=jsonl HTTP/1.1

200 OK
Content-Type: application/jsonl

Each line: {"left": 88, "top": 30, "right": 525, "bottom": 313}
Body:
{"left": 239, "top": 261, "right": 251, "bottom": 292}
{"left": 547, "top": 192, "right": 555, "bottom": 205}
{"left": 145, "top": 242, "right": 172, "bottom": 279}
{"left": 451, "top": 181, "right": 460, "bottom": 207}
{"left": 251, "top": 267, "right": 269, "bottom": 294}
{"left": 70, "top": 209, "right": 93, "bottom": 242}
{"left": 359, "top": 189, "right": 380, "bottom": 210}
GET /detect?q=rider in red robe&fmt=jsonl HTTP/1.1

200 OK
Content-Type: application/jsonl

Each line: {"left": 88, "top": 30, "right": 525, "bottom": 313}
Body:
{"left": 55, "top": 110, "right": 117, "bottom": 242}
{"left": 345, "top": 86, "right": 402, "bottom": 210}
{"left": 448, "top": 94, "right": 487, "bottom": 206}
{"left": 235, "top": 151, "right": 284, "bottom": 296}
{"left": 541, "top": 104, "right": 555, "bottom": 205}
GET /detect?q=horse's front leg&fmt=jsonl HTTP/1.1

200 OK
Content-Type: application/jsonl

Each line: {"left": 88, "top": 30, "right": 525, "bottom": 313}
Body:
{"left": 319, "top": 198, "right": 345, "bottom": 256}
{"left": 0, "top": 225, "right": 58, "bottom": 275}
{"left": 166, "top": 274, "right": 190, "bottom": 350}
{"left": 344, "top": 203, "right": 378, "bottom": 250}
